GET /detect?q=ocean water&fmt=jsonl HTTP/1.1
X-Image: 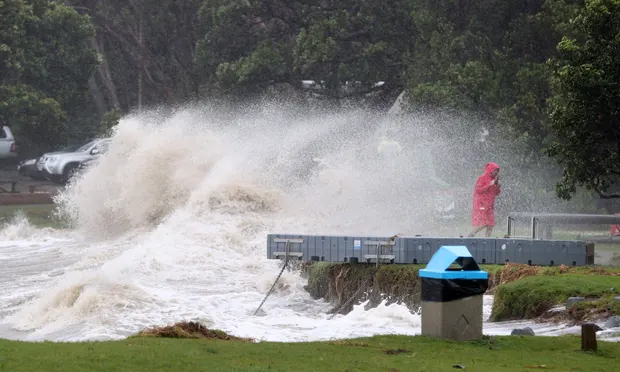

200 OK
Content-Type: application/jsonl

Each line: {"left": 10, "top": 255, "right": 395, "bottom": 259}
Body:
{"left": 1, "top": 104, "right": 618, "bottom": 343}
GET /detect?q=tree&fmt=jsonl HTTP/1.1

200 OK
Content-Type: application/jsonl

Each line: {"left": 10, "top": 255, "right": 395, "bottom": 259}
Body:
{"left": 546, "top": 0, "right": 620, "bottom": 200}
{"left": 292, "top": 0, "right": 414, "bottom": 105}
{"left": 406, "top": 0, "right": 582, "bottom": 135}
{"left": 0, "top": 0, "right": 100, "bottom": 153}
{"left": 69, "top": 0, "right": 204, "bottom": 112}
{"left": 402, "top": 0, "right": 584, "bottom": 193}
{"left": 0, "top": 84, "right": 67, "bottom": 148}
{"left": 194, "top": 0, "right": 296, "bottom": 98}
{"left": 194, "top": 0, "right": 414, "bottom": 106}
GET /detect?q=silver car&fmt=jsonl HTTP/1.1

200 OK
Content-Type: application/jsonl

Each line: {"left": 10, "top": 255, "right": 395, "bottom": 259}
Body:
{"left": 38, "top": 138, "right": 110, "bottom": 184}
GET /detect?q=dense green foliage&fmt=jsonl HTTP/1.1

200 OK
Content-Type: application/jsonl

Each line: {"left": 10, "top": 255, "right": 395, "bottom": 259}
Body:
{"left": 1, "top": 0, "right": 619, "bottom": 204}
{"left": 0, "top": 0, "right": 100, "bottom": 155}
{"left": 546, "top": 0, "right": 620, "bottom": 200}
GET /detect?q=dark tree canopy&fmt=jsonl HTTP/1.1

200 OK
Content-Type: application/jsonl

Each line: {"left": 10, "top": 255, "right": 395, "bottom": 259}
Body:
{"left": 0, "top": 0, "right": 99, "bottom": 152}
{"left": 546, "top": 0, "right": 620, "bottom": 200}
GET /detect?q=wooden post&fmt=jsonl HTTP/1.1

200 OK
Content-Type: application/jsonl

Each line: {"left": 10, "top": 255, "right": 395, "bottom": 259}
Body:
{"left": 581, "top": 323, "right": 597, "bottom": 352}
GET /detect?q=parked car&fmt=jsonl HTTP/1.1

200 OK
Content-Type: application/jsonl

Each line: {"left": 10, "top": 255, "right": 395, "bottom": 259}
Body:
{"left": 37, "top": 138, "right": 110, "bottom": 184}
{"left": 0, "top": 126, "right": 17, "bottom": 160}
{"left": 77, "top": 157, "right": 98, "bottom": 172}
{"left": 17, "top": 157, "right": 44, "bottom": 180}
{"left": 18, "top": 143, "right": 83, "bottom": 180}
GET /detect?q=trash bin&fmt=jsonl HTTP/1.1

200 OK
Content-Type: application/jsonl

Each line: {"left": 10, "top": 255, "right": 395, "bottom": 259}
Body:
{"left": 418, "top": 245, "right": 489, "bottom": 341}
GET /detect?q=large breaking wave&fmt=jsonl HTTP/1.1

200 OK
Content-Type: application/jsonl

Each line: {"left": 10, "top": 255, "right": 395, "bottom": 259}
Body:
{"left": 1, "top": 102, "right": 618, "bottom": 342}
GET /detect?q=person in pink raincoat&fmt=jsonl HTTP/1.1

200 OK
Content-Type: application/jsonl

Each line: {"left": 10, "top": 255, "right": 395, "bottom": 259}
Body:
{"left": 611, "top": 213, "right": 620, "bottom": 236}
{"left": 468, "top": 162, "right": 501, "bottom": 237}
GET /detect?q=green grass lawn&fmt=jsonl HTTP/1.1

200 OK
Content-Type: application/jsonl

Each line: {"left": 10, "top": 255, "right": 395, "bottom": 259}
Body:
{"left": 0, "top": 334, "right": 618, "bottom": 372}
{"left": 0, "top": 204, "right": 67, "bottom": 229}
{"left": 595, "top": 242, "right": 620, "bottom": 251}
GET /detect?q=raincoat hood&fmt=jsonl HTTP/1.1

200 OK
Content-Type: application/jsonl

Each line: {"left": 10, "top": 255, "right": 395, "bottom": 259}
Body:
{"left": 484, "top": 162, "right": 500, "bottom": 175}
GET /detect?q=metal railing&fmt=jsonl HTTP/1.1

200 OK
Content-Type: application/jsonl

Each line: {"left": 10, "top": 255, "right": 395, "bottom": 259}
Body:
{"left": 506, "top": 212, "right": 620, "bottom": 239}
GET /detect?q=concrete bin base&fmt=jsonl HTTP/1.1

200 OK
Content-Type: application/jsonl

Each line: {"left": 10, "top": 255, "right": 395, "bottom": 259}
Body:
{"left": 421, "top": 294, "right": 484, "bottom": 341}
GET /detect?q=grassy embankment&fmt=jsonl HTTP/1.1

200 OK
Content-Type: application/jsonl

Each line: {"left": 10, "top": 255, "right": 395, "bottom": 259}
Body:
{"left": 304, "top": 261, "right": 620, "bottom": 322}
{"left": 0, "top": 204, "right": 68, "bottom": 229}
{"left": 1, "top": 324, "right": 619, "bottom": 371}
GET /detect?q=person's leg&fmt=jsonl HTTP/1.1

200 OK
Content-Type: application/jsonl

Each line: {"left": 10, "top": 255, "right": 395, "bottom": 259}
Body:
{"left": 484, "top": 226, "right": 493, "bottom": 237}
{"left": 485, "top": 209, "right": 496, "bottom": 237}
{"left": 468, "top": 225, "right": 486, "bottom": 237}
{"left": 469, "top": 209, "right": 485, "bottom": 237}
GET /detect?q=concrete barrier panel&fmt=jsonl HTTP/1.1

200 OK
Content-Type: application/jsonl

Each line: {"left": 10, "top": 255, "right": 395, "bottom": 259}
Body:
{"left": 266, "top": 234, "right": 593, "bottom": 266}
{"left": 430, "top": 238, "right": 496, "bottom": 265}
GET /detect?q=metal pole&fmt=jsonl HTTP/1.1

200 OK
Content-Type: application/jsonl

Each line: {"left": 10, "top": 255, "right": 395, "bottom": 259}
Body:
{"left": 507, "top": 216, "right": 514, "bottom": 237}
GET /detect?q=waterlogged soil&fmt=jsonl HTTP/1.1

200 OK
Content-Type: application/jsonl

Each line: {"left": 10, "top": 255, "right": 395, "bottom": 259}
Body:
{"left": 303, "top": 262, "right": 415, "bottom": 315}
{"left": 302, "top": 262, "right": 509, "bottom": 315}
{"left": 302, "top": 262, "right": 620, "bottom": 322}
{"left": 303, "top": 262, "right": 438, "bottom": 315}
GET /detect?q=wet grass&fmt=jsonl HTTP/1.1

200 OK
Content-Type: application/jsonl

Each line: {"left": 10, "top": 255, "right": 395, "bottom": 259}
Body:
{"left": 0, "top": 204, "right": 67, "bottom": 229}
{"left": 1, "top": 333, "right": 619, "bottom": 371}
{"left": 552, "top": 229, "right": 617, "bottom": 240}
{"left": 491, "top": 273, "right": 620, "bottom": 321}
{"left": 596, "top": 243, "right": 620, "bottom": 252}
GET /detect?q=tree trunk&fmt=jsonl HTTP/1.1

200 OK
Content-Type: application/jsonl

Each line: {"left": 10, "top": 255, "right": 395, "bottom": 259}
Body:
{"left": 93, "top": 37, "right": 121, "bottom": 110}
{"left": 87, "top": 76, "right": 106, "bottom": 118}
{"left": 138, "top": 10, "right": 143, "bottom": 111}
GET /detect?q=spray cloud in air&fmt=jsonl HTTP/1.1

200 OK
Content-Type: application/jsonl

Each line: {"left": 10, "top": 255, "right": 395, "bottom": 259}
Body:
{"left": 56, "top": 101, "right": 454, "bottom": 239}
{"left": 54, "top": 99, "right": 596, "bottom": 240}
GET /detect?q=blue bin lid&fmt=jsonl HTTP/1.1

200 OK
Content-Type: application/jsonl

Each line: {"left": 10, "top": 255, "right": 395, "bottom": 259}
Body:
{"left": 418, "top": 245, "right": 488, "bottom": 280}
